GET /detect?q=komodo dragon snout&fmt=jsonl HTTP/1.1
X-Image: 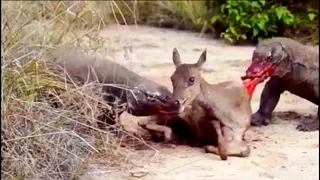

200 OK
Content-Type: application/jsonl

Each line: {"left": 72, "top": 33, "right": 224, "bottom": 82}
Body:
{"left": 242, "top": 41, "right": 289, "bottom": 82}
{"left": 125, "top": 83, "right": 180, "bottom": 116}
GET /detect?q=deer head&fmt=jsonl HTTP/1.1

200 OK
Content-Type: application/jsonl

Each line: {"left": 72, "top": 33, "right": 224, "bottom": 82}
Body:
{"left": 170, "top": 48, "right": 207, "bottom": 112}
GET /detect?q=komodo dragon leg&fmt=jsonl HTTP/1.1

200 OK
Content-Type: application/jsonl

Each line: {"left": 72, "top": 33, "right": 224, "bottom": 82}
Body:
{"left": 252, "top": 78, "right": 285, "bottom": 126}
{"left": 297, "top": 107, "right": 319, "bottom": 131}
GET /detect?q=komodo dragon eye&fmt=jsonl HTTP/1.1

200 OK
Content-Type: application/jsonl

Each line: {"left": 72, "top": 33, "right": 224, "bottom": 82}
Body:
{"left": 267, "top": 55, "right": 272, "bottom": 61}
{"left": 145, "top": 92, "right": 157, "bottom": 101}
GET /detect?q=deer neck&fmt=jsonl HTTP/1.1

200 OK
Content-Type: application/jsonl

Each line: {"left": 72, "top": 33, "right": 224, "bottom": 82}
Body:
{"left": 199, "top": 76, "right": 210, "bottom": 91}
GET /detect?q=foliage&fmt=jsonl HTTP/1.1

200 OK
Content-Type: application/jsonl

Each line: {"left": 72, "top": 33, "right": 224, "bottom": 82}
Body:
{"left": 205, "top": 0, "right": 319, "bottom": 44}
{"left": 115, "top": 0, "right": 319, "bottom": 45}
{"left": 282, "top": 2, "right": 319, "bottom": 44}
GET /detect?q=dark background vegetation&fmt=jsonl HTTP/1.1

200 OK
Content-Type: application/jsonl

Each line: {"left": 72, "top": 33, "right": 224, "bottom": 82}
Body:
{"left": 115, "top": 0, "right": 319, "bottom": 45}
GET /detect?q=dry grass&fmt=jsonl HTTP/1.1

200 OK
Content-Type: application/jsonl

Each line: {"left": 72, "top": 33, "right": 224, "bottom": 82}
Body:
{"left": 1, "top": 1, "right": 152, "bottom": 180}
{"left": 113, "top": 1, "right": 208, "bottom": 31}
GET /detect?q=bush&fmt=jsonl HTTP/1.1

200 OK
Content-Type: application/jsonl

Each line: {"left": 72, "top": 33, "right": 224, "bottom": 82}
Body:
{"left": 115, "top": 0, "right": 319, "bottom": 45}
{"left": 282, "top": 1, "right": 319, "bottom": 45}
{"left": 205, "top": 0, "right": 319, "bottom": 44}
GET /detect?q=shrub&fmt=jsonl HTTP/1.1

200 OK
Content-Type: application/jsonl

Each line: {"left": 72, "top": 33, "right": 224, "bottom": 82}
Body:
{"left": 282, "top": 1, "right": 319, "bottom": 45}
{"left": 205, "top": 0, "right": 319, "bottom": 44}
{"left": 114, "top": 0, "right": 318, "bottom": 45}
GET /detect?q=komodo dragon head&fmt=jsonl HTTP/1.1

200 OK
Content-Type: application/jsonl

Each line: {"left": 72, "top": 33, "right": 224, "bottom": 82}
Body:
{"left": 124, "top": 83, "right": 181, "bottom": 116}
{"left": 52, "top": 49, "right": 180, "bottom": 117}
{"left": 242, "top": 39, "right": 291, "bottom": 82}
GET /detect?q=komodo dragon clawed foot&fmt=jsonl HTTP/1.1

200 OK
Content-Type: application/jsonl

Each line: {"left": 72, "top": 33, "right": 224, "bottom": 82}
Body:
{"left": 251, "top": 112, "right": 271, "bottom": 126}
{"left": 296, "top": 116, "right": 319, "bottom": 132}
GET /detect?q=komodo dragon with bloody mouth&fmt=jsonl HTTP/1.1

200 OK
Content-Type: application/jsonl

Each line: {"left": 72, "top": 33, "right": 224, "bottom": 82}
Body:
{"left": 242, "top": 37, "right": 319, "bottom": 131}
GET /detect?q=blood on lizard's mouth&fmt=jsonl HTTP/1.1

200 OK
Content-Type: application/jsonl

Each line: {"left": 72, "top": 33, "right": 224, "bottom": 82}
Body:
{"left": 241, "top": 62, "right": 277, "bottom": 97}
{"left": 242, "top": 61, "right": 277, "bottom": 81}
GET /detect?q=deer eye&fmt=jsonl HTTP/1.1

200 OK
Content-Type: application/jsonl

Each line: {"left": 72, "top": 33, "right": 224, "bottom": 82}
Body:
{"left": 188, "top": 77, "right": 195, "bottom": 83}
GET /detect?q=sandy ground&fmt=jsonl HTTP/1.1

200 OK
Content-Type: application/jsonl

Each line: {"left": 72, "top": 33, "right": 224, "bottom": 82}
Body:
{"left": 82, "top": 25, "right": 319, "bottom": 180}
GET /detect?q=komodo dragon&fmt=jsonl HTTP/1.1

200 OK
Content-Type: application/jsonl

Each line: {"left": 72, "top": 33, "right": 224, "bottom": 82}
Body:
{"left": 50, "top": 49, "right": 180, "bottom": 119}
{"left": 242, "top": 37, "right": 319, "bottom": 131}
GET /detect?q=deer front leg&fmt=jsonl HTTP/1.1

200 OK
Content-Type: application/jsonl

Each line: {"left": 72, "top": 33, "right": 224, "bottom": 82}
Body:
{"left": 206, "top": 125, "right": 250, "bottom": 158}
{"left": 137, "top": 115, "right": 174, "bottom": 142}
{"left": 140, "top": 124, "right": 173, "bottom": 142}
{"left": 223, "top": 126, "right": 251, "bottom": 158}
{"left": 204, "top": 121, "right": 228, "bottom": 160}
{"left": 226, "top": 141, "right": 251, "bottom": 157}
{"left": 119, "top": 111, "right": 151, "bottom": 137}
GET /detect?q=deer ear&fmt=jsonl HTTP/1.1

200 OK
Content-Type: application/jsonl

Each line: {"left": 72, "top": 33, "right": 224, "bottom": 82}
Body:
{"left": 195, "top": 49, "right": 207, "bottom": 68}
{"left": 173, "top": 48, "right": 181, "bottom": 68}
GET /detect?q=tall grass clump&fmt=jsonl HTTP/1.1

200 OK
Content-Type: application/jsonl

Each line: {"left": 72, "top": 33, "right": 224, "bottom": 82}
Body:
{"left": 113, "top": 1, "right": 209, "bottom": 31}
{"left": 1, "top": 1, "right": 147, "bottom": 179}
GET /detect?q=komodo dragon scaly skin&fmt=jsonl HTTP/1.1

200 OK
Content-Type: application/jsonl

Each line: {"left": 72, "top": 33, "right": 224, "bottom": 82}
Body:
{"left": 50, "top": 49, "right": 180, "bottom": 117}
{"left": 242, "top": 37, "right": 319, "bottom": 131}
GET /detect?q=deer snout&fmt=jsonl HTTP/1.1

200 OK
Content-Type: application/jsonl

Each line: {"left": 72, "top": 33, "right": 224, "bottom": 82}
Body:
{"left": 175, "top": 97, "right": 188, "bottom": 113}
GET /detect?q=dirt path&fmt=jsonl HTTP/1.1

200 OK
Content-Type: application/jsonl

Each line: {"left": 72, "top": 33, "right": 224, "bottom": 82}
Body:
{"left": 82, "top": 25, "right": 319, "bottom": 180}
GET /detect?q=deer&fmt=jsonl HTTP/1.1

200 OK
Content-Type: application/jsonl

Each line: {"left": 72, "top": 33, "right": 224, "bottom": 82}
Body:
{"left": 169, "top": 48, "right": 252, "bottom": 160}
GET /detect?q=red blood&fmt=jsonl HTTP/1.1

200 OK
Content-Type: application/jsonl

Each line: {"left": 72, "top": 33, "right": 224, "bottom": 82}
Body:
{"left": 242, "top": 64, "right": 276, "bottom": 97}
{"left": 243, "top": 78, "right": 258, "bottom": 97}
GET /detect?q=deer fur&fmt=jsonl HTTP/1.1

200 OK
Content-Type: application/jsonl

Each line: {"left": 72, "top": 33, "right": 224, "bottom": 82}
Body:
{"left": 170, "top": 48, "right": 252, "bottom": 160}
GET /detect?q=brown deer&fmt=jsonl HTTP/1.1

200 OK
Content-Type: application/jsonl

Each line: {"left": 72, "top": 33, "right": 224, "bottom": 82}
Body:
{"left": 170, "top": 48, "right": 252, "bottom": 160}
